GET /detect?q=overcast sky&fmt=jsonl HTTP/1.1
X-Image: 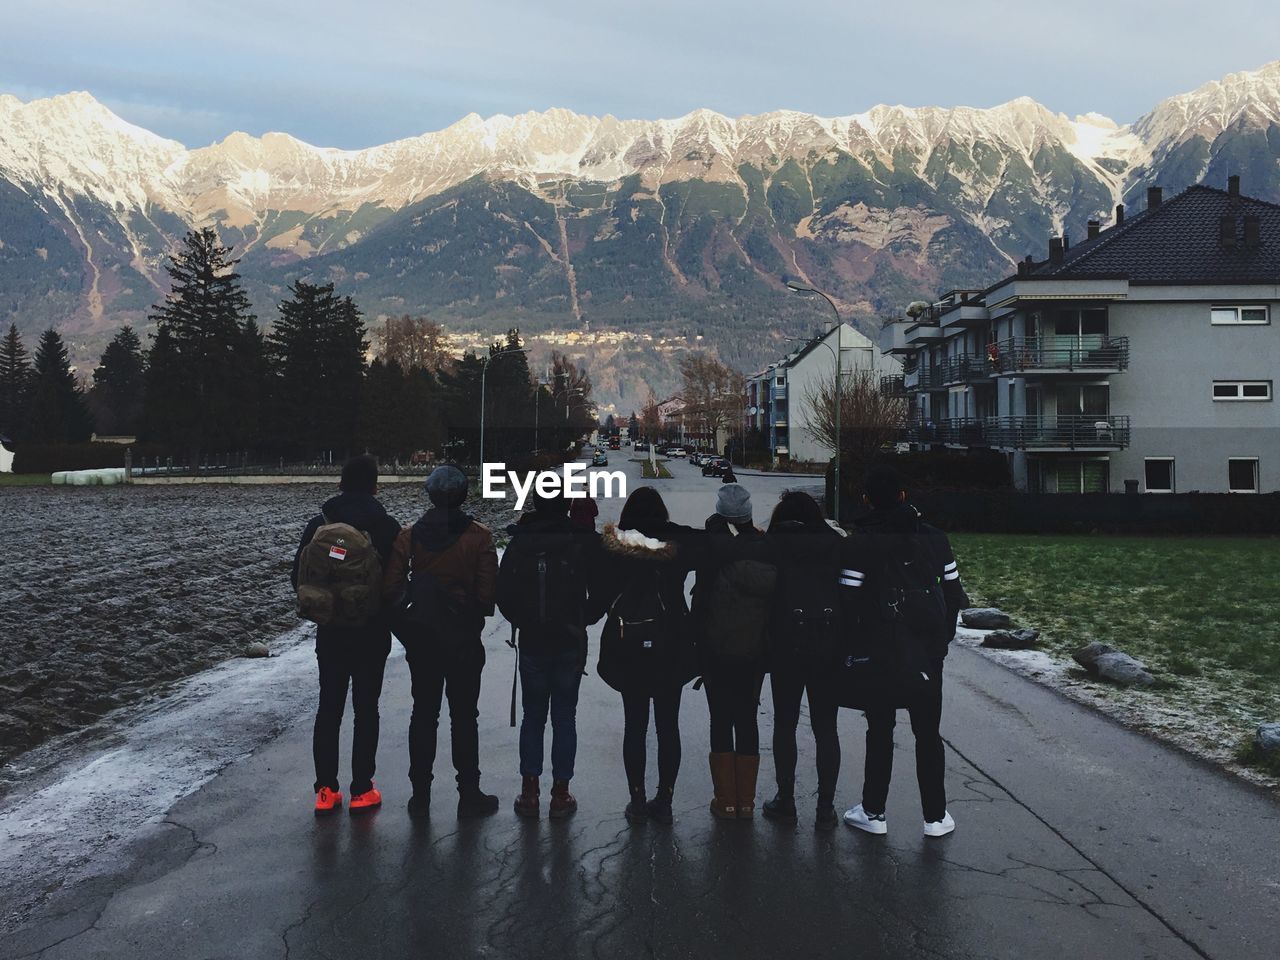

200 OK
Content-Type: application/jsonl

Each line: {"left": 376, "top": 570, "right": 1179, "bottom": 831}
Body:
{"left": 4, "top": 0, "right": 1278, "bottom": 148}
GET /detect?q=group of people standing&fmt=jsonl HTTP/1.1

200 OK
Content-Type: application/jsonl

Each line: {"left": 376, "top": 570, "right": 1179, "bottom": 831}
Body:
{"left": 292, "top": 455, "right": 968, "bottom": 838}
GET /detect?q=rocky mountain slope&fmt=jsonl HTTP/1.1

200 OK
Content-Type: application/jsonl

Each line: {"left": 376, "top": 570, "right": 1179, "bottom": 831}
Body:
{"left": 3, "top": 61, "right": 1279, "bottom": 404}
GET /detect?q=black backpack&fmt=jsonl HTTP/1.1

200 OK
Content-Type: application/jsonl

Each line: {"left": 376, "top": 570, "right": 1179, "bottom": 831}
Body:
{"left": 870, "top": 535, "right": 948, "bottom": 697}
{"left": 607, "top": 565, "right": 668, "bottom": 658}
{"left": 398, "top": 528, "right": 470, "bottom": 657}
{"left": 497, "top": 536, "right": 584, "bottom": 633}
{"left": 703, "top": 558, "right": 777, "bottom": 664}
{"left": 776, "top": 549, "right": 845, "bottom": 664}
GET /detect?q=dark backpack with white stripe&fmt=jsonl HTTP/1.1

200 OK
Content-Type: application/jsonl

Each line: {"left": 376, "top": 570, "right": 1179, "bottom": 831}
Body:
{"left": 870, "top": 534, "right": 948, "bottom": 699}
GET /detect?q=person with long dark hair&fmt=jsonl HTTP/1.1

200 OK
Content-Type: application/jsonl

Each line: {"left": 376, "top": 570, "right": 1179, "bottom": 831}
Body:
{"left": 763, "top": 490, "right": 846, "bottom": 828}
{"left": 589, "top": 486, "right": 698, "bottom": 824}
{"left": 690, "top": 483, "right": 775, "bottom": 820}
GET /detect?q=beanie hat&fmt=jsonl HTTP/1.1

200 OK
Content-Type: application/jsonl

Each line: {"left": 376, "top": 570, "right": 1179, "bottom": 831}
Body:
{"left": 716, "top": 483, "right": 752, "bottom": 524}
{"left": 425, "top": 464, "right": 468, "bottom": 508}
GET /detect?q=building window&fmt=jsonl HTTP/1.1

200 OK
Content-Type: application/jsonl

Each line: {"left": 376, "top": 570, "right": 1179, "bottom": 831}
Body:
{"left": 1056, "top": 459, "right": 1109, "bottom": 494}
{"left": 1212, "top": 380, "right": 1272, "bottom": 401}
{"left": 1228, "top": 458, "right": 1259, "bottom": 493}
{"left": 1210, "top": 305, "right": 1270, "bottom": 325}
{"left": 1144, "top": 458, "right": 1175, "bottom": 493}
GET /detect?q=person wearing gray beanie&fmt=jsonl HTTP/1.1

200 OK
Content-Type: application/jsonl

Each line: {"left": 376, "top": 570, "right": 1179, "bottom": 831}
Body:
{"left": 715, "top": 483, "right": 752, "bottom": 524}
{"left": 425, "top": 463, "right": 469, "bottom": 508}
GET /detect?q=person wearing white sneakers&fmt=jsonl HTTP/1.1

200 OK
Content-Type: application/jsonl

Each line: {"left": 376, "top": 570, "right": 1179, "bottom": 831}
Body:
{"left": 838, "top": 466, "right": 968, "bottom": 839}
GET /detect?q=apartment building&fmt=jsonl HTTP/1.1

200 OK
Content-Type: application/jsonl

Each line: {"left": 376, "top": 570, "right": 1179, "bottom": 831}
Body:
{"left": 747, "top": 322, "right": 896, "bottom": 464}
{"left": 883, "top": 177, "right": 1278, "bottom": 493}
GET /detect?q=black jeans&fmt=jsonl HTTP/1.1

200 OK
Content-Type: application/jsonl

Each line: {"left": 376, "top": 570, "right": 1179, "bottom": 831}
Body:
{"left": 770, "top": 661, "right": 841, "bottom": 802}
{"left": 405, "top": 639, "right": 486, "bottom": 792}
{"left": 862, "top": 660, "right": 946, "bottom": 822}
{"left": 703, "top": 666, "right": 761, "bottom": 755}
{"left": 621, "top": 688, "right": 682, "bottom": 793}
{"left": 313, "top": 637, "right": 390, "bottom": 795}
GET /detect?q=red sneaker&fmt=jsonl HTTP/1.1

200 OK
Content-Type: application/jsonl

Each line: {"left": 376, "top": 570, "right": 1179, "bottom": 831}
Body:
{"left": 315, "top": 786, "right": 343, "bottom": 815}
{"left": 349, "top": 785, "right": 383, "bottom": 814}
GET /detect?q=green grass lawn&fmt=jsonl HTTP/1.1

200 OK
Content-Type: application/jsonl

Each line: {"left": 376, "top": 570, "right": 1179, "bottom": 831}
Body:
{"left": 0, "top": 473, "right": 51, "bottom": 487}
{"left": 638, "top": 460, "right": 672, "bottom": 479}
{"left": 953, "top": 534, "right": 1280, "bottom": 761}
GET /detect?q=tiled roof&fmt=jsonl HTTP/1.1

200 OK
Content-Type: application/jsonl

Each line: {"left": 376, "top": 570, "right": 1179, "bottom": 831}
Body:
{"left": 1031, "top": 185, "right": 1280, "bottom": 285}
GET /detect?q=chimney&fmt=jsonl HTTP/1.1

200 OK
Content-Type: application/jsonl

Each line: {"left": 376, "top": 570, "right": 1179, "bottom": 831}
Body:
{"left": 1087, "top": 219, "right": 1101, "bottom": 239}
{"left": 1017, "top": 259, "right": 1029, "bottom": 276}
{"left": 1243, "top": 215, "right": 1261, "bottom": 246}
{"left": 1115, "top": 203, "right": 1125, "bottom": 225}
{"left": 1228, "top": 174, "right": 1240, "bottom": 197}
{"left": 1147, "top": 186, "right": 1163, "bottom": 210}
{"left": 1049, "top": 237, "right": 1064, "bottom": 263}
{"left": 1062, "top": 233, "right": 1070, "bottom": 253}
{"left": 1219, "top": 214, "right": 1236, "bottom": 247}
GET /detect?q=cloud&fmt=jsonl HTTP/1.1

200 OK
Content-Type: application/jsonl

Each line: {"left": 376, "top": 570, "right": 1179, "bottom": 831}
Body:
{"left": 5, "top": 0, "right": 1280, "bottom": 147}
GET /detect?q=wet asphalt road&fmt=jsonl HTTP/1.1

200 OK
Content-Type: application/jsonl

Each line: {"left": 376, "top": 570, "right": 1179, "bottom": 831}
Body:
{"left": 5, "top": 454, "right": 1278, "bottom": 959}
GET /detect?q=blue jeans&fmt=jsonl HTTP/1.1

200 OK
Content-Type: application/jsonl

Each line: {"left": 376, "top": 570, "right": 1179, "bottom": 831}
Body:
{"left": 519, "top": 650, "right": 583, "bottom": 781}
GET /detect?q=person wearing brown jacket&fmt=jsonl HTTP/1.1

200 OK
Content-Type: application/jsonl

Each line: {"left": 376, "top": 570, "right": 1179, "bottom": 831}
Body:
{"left": 383, "top": 464, "right": 500, "bottom": 820}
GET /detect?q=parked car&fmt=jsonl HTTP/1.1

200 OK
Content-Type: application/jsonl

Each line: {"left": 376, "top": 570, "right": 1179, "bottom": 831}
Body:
{"left": 702, "top": 457, "right": 729, "bottom": 477}
{"left": 592, "top": 450, "right": 609, "bottom": 466}
{"left": 634, "top": 441, "right": 649, "bottom": 452}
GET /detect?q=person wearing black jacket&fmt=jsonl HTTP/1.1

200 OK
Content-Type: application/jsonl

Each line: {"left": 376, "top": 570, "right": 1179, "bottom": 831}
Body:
{"left": 691, "top": 483, "right": 774, "bottom": 821}
{"left": 762, "top": 491, "right": 845, "bottom": 829}
{"left": 291, "top": 455, "right": 402, "bottom": 816}
{"left": 498, "top": 492, "right": 600, "bottom": 820}
{"left": 588, "top": 487, "right": 698, "bottom": 824}
{"left": 839, "top": 466, "right": 969, "bottom": 838}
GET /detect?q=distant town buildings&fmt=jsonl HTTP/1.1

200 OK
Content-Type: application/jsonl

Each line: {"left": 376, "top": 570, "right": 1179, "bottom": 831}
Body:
{"left": 883, "top": 177, "right": 1279, "bottom": 494}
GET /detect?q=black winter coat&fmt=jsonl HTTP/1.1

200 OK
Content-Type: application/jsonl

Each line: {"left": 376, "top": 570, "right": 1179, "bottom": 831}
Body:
{"left": 690, "top": 514, "right": 776, "bottom": 675}
{"left": 589, "top": 520, "right": 698, "bottom": 696}
{"left": 764, "top": 517, "right": 847, "bottom": 674}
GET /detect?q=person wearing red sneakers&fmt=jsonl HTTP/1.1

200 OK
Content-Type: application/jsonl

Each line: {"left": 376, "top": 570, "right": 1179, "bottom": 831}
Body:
{"left": 384, "top": 464, "right": 501, "bottom": 820}
{"left": 292, "top": 456, "right": 402, "bottom": 816}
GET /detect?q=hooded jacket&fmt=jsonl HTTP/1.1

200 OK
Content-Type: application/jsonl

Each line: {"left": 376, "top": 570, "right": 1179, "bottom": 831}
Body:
{"left": 840, "top": 503, "right": 968, "bottom": 660}
{"left": 291, "top": 492, "right": 403, "bottom": 652}
{"left": 764, "top": 517, "right": 846, "bottom": 672}
{"left": 498, "top": 509, "right": 601, "bottom": 657}
{"left": 383, "top": 507, "right": 498, "bottom": 621}
{"left": 590, "top": 520, "right": 698, "bottom": 694}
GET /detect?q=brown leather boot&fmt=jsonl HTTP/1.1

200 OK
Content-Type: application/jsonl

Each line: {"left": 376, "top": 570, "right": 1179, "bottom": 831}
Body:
{"left": 709, "top": 752, "right": 738, "bottom": 819}
{"left": 513, "top": 775, "right": 540, "bottom": 819}
{"left": 549, "top": 779, "right": 577, "bottom": 819}
{"left": 735, "top": 754, "right": 760, "bottom": 819}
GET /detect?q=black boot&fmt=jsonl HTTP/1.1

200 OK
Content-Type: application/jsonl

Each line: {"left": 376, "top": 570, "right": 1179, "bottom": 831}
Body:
{"left": 646, "top": 786, "right": 674, "bottom": 825}
{"left": 625, "top": 786, "right": 649, "bottom": 824}
{"left": 814, "top": 802, "right": 838, "bottom": 830}
{"left": 457, "top": 782, "right": 499, "bottom": 819}
{"left": 407, "top": 788, "right": 431, "bottom": 820}
{"left": 763, "top": 786, "right": 798, "bottom": 823}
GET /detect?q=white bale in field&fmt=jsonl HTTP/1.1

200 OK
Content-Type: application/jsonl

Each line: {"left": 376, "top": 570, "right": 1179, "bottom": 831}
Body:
{"left": 0, "top": 441, "right": 13, "bottom": 473}
{"left": 52, "top": 468, "right": 127, "bottom": 486}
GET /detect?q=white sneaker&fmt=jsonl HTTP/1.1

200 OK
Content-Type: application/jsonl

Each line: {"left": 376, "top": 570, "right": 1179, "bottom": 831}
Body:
{"left": 842, "top": 803, "right": 888, "bottom": 835}
{"left": 923, "top": 811, "right": 956, "bottom": 837}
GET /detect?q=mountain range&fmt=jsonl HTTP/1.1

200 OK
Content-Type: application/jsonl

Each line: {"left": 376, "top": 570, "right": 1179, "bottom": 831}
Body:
{"left": 3, "top": 61, "right": 1280, "bottom": 407}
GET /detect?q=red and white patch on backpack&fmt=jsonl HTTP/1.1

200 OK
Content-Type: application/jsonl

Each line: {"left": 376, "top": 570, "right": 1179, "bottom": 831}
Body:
{"left": 328, "top": 546, "right": 348, "bottom": 561}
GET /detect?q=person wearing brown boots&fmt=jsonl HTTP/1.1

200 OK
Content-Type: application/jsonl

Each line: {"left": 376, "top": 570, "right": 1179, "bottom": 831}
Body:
{"left": 692, "top": 484, "right": 775, "bottom": 822}
{"left": 497, "top": 491, "right": 599, "bottom": 821}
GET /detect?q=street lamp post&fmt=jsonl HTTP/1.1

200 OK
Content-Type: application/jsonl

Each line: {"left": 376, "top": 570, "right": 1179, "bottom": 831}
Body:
{"left": 480, "top": 347, "right": 529, "bottom": 467}
{"left": 785, "top": 278, "right": 845, "bottom": 523}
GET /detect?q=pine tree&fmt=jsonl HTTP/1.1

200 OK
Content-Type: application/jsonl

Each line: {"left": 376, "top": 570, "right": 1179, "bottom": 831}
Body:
{"left": 146, "top": 227, "right": 256, "bottom": 459}
{"left": 26, "top": 329, "right": 94, "bottom": 443}
{"left": 90, "top": 326, "right": 145, "bottom": 436}
{"left": 267, "top": 280, "right": 368, "bottom": 456}
{"left": 0, "top": 324, "right": 32, "bottom": 440}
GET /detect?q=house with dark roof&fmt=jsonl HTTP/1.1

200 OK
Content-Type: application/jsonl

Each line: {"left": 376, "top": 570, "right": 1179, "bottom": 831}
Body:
{"left": 883, "top": 176, "right": 1279, "bottom": 493}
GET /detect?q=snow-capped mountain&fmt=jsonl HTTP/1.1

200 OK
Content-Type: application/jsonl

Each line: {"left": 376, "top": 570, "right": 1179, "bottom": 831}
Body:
{"left": 3, "top": 60, "right": 1280, "bottom": 397}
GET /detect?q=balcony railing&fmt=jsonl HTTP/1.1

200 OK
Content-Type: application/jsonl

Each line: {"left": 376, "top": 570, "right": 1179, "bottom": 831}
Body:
{"left": 880, "top": 374, "right": 906, "bottom": 397}
{"left": 941, "top": 355, "right": 994, "bottom": 385}
{"left": 903, "top": 415, "right": 1131, "bottom": 450}
{"left": 991, "top": 336, "right": 1130, "bottom": 374}
{"left": 910, "top": 365, "right": 948, "bottom": 390}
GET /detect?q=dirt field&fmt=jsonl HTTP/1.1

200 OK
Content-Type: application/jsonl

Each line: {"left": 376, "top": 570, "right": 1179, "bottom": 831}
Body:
{"left": 0, "top": 483, "right": 512, "bottom": 770}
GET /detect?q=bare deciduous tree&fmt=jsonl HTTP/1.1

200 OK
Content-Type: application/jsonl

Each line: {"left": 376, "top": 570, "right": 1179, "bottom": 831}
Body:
{"left": 802, "top": 367, "right": 907, "bottom": 481}
{"left": 378, "top": 315, "right": 450, "bottom": 374}
{"left": 678, "top": 354, "right": 745, "bottom": 449}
